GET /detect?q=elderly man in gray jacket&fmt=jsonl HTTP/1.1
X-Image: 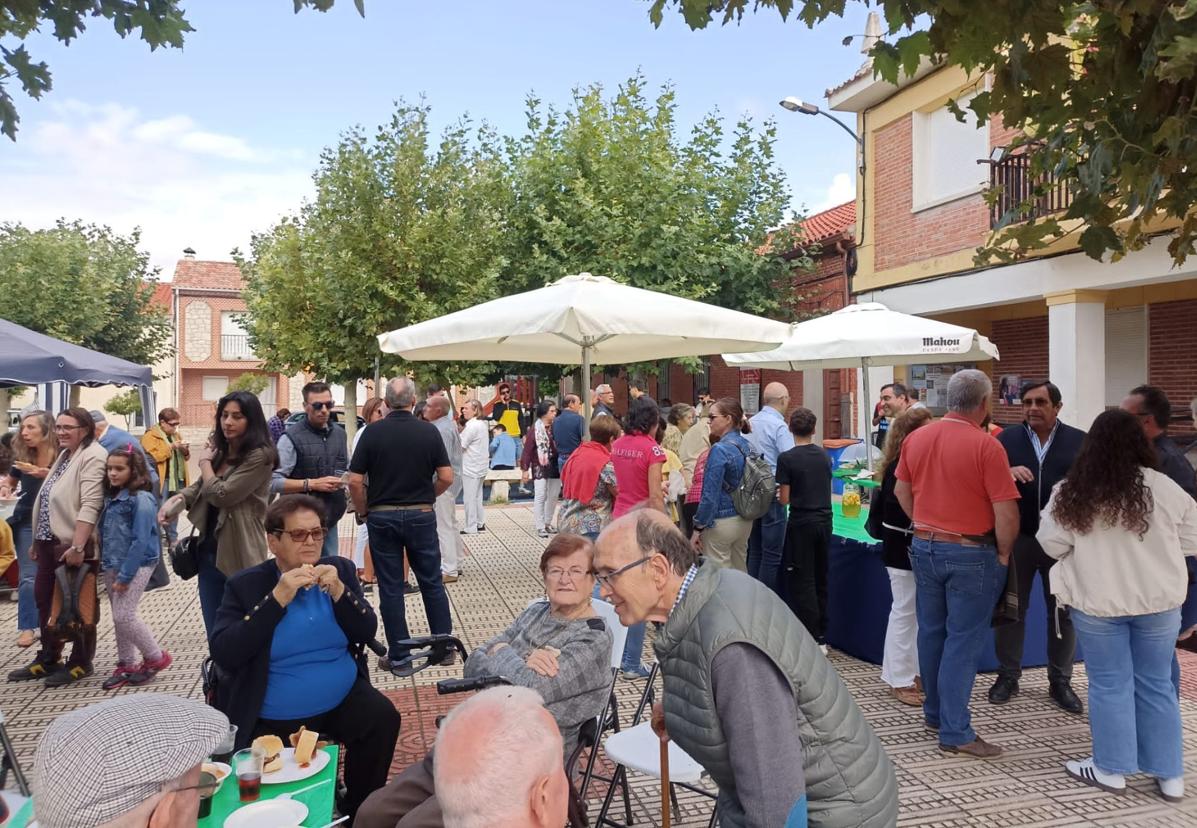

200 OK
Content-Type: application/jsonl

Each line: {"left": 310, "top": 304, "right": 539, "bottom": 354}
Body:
{"left": 594, "top": 510, "right": 898, "bottom": 828}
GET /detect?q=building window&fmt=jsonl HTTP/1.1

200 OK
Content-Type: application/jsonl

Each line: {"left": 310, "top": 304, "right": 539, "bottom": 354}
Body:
{"left": 201, "top": 376, "right": 229, "bottom": 401}
{"left": 911, "top": 92, "right": 989, "bottom": 212}
{"left": 220, "top": 312, "right": 255, "bottom": 360}
{"left": 1104, "top": 306, "right": 1147, "bottom": 407}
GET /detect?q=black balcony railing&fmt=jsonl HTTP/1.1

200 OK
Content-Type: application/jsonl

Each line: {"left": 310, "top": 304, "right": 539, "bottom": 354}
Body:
{"left": 220, "top": 334, "right": 256, "bottom": 361}
{"left": 989, "top": 151, "right": 1074, "bottom": 229}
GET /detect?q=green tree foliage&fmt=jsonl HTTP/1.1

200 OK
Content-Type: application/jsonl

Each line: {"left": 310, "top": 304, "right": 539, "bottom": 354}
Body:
{"left": 229, "top": 372, "right": 270, "bottom": 395}
{"left": 0, "top": 0, "right": 361, "bottom": 140}
{"left": 103, "top": 387, "right": 141, "bottom": 429}
{"left": 649, "top": 0, "right": 1197, "bottom": 265}
{"left": 238, "top": 103, "right": 510, "bottom": 421}
{"left": 495, "top": 74, "right": 805, "bottom": 383}
{"left": 0, "top": 220, "right": 172, "bottom": 368}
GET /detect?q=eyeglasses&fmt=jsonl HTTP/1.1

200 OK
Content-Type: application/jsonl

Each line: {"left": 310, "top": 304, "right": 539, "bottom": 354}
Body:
{"left": 272, "top": 528, "right": 326, "bottom": 543}
{"left": 165, "top": 420, "right": 181, "bottom": 427}
{"left": 546, "top": 566, "right": 590, "bottom": 582}
{"left": 309, "top": 402, "right": 334, "bottom": 411}
{"left": 53, "top": 424, "right": 83, "bottom": 432}
{"left": 594, "top": 555, "right": 654, "bottom": 590}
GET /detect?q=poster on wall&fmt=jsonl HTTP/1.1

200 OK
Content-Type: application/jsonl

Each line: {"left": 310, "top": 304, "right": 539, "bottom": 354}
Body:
{"left": 739, "top": 369, "right": 761, "bottom": 416}
{"left": 998, "top": 375, "right": 1021, "bottom": 405}
{"left": 909, "top": 363, "right": 976, "bottom": 410}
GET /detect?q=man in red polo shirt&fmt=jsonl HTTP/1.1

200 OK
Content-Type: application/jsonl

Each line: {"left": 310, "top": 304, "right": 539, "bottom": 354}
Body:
{"left": 895, "top": 369, "right": 1020, "bottom": 759}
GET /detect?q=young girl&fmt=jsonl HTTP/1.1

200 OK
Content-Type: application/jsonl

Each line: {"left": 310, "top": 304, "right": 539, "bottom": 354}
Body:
{"left": 99, "top": 445, "right": 171, "bottom": 690}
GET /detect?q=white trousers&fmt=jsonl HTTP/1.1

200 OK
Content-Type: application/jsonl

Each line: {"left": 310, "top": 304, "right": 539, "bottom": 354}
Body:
{"left": 534, "top": 478, "right": 561, "bottom": 530}
{"left": 881, "top": 567, "right": 919, "bottom": 688}
{"left": 434, "top": 489, "right": 462, "bottom": 575}
{"left": 463, "top": 476, "right": 486, "bottom": 532}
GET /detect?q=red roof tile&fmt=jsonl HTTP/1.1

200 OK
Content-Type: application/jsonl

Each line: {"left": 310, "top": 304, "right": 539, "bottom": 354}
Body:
{"left": 171, "top": 259, "right": 244, "bottom": 291}
{"left": 147, "top": 281, "right": 173, "bottom": 310}
{"left": 800, "top": 201, "right": 856, "bottom": 244}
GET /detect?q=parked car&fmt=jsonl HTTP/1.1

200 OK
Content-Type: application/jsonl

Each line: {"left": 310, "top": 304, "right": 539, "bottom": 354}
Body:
{"left": 285, "top": 409, "right": 366, "bottom": 431}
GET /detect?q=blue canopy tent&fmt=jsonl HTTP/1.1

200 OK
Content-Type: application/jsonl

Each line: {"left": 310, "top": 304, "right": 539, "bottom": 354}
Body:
{"left": 0, "top": 318, "right": 155, "bottom": 421}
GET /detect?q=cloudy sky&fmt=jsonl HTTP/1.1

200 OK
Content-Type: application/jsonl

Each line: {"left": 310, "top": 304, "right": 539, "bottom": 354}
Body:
{"left": 1, "top": 1, "right": 863, "bottom": 277}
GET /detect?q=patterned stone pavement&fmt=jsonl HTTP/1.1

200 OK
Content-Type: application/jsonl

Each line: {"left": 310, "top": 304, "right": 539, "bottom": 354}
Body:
{"left": 0, "top": 503, "right": 1194, "bottom": 826}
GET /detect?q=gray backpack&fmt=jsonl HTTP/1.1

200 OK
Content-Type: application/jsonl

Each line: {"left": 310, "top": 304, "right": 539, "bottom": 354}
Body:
{"left": 725, "top": 441, "right": 778, "bottom": 521}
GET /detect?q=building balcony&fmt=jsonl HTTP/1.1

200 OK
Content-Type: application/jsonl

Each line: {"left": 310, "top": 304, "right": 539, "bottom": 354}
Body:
{"left": 220, "top": 334, "right": 257, "bottom": 361}
{"left": 989, "top": 150, "right": 1074, "bottom": 229}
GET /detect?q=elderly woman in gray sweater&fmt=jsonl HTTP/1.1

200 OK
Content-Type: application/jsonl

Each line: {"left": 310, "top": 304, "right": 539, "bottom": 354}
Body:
{"left": 463, "top": 533, "right": 613, "bottom": 757}
{"left": 355, "top": 533, "right": 613, "bottom": 828}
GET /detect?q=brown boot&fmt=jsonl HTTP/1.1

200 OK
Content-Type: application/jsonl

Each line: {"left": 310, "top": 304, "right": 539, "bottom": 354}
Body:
{"left": 890, "top": 685, "right": 924, "bottom": 706}
{"left": 939, "top": 737, "right": 1003, "bottom": 758}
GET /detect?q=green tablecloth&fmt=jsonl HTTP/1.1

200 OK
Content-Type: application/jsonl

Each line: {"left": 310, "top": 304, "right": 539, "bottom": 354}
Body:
{"left": 199, "top": 745, "right": 339, "bottom": 827}
{"left": 5, "top": 794, "right": 32, "bottom": 827}
{"left": 832, "top": 505, "right": 875, "bottom": 544}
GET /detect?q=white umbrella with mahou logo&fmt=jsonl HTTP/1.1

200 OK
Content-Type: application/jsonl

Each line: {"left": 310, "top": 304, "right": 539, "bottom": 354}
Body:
{"left": 722, "top": 303, "right": 1000, "bottom": 469}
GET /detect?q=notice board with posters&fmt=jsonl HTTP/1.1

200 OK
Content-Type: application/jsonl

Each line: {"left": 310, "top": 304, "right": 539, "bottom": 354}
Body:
{"left": 739, "top": 369, "right": 761, "bottom": 416}
{"left": 908, "top": 363, "right": 975, "bottom": 409}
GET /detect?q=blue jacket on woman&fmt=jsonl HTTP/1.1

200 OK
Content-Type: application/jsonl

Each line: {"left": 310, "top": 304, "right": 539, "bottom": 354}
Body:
{"left": 209, "top": 555, "right": 377, "bottom": 749}
{"left": 695, "top": 430, "right": 751, "bottom": 528}
{"left": 99, "top": 490, "right": 160, "bottom": 584}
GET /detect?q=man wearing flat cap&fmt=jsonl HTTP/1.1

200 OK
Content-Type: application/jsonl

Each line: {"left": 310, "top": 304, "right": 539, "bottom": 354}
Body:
{"left": 34, "top": 693, "right": 228, "bottom": 827}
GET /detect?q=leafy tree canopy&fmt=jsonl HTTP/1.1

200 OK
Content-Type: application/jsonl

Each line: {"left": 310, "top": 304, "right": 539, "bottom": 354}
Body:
{"left": 0, "top": 0, "right": 359, "bottom": 140}
{"left": 649, "top": 0, "right": 1197, "bottom": 265}
{"left": 0, "top": 220, "right": 172, "bottom": 368}
{"left": 103, "top": 387, "right": 141, "bottom": 428}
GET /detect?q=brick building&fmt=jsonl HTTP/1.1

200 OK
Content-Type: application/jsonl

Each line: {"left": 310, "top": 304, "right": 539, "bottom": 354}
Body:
{"left": 171, "top": 254, "right": 292, "bottom": 435}
{"left": 827, "top": 17, "right": 1197, "bottom": 437}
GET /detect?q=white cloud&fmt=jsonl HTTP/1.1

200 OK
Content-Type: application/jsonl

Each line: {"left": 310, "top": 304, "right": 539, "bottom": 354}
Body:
{"left": 789, "top": 170, "right": 855, "bottom": 218}
{"left": 0, "top": 100, "right": 314, "bottom": 275}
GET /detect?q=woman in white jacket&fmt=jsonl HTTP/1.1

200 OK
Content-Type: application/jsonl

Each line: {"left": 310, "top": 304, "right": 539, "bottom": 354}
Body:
{"left": 1038, "top": 409, "right": 1197, "bottom": 803}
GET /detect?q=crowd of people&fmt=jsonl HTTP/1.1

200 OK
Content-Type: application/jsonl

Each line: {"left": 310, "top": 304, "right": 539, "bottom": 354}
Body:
{"left": 4, "top": 368, "right": 1197, "bottom": 827}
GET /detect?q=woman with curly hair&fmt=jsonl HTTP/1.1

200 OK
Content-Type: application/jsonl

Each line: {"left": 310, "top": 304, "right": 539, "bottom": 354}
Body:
{"left": 1037, "top": 409, "right": 1197, "bottom": 803}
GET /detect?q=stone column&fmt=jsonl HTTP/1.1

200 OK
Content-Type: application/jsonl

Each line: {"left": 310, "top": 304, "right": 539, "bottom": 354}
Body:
{"left": 803, "top": 369, "right": 825, "bottom": 443}
{"left": 1046, "top": 290, "right": 1107, "bottom": 430}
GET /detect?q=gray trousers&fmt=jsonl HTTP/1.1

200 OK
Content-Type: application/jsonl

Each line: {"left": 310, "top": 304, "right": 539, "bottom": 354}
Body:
{"left": 993, "top": 534, "right": 1076, "bottom": 683}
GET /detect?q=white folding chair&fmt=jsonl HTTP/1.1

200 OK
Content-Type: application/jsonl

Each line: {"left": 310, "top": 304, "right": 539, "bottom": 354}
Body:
{"left": 595, "top": 661, "right": 720, "bottom": 827}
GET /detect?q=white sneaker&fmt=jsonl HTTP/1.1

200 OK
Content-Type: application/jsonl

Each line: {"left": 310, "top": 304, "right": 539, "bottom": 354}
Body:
{"left": 1158, "top": 776, "right": 1185, "bottom": 802}
{"left": 1065, "top": 757, "right": 1126, "bottom": 795}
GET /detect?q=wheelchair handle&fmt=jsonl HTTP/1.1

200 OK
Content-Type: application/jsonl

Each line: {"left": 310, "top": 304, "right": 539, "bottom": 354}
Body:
{"left": 437, "top": 675, "right": 512, "bottom": 695}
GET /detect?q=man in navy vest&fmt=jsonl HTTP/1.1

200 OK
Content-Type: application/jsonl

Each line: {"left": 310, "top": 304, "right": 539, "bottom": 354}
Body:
{"left": 990, "top": 380, "right": 1086, "bottom": 714}
{"left": 273, "top": 381, "right": 349, "bottom": 557}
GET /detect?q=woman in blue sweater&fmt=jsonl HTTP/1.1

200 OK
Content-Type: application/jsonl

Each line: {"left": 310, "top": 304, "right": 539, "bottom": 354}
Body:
{"left": 691, "top": 398, "right": 753, "bottom": 571}
{"left": 211, "top": 494, "right": 399, "bottom": 820}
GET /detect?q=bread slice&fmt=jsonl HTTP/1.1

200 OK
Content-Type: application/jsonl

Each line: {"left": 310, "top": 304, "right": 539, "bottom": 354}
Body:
{"left": 263, "top": 754, "right": 284, "bottom": 774}
{"left": 294, "top": 728, "right": 319, "bottom": 766}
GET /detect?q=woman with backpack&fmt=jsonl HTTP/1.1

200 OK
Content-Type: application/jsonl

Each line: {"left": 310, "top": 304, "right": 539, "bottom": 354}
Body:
{"left": 98, "top": 445, "right": 171, "bottom": 690}
{"left": 691, "top": 398, "right": 754, "bottom": 571}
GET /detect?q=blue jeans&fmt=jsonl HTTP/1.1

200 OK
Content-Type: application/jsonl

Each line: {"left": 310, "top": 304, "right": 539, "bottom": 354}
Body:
{"left": 910, "top": 538, "right": 1006, "bottom": 746}
{"left": 747, "top": 500, "right": 787, "bottom": 595}
{"left": 197, "top": 546, "right": 228, "bottom": 640}
{"left": 12, "top": 523, "right": 38, "bottom": 631}
{"left": 368, "top": 509, "right": 452, "bottom": 661}
{"left": 591, "top": 580, "right": 645, "bottom": 671}
{"left": 1072, "top": 607, "right": 1182, "bottom": 778}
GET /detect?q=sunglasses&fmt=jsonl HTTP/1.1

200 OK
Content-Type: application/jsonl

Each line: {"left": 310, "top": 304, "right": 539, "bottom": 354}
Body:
{"left": 272, "top": 528, "right": 326, "bottom": 543}
{"left": 165, "top": 421, "right": 181, "bottom": 427}
{"left": 309, "top": 402, "right": 334, "bottom": 411}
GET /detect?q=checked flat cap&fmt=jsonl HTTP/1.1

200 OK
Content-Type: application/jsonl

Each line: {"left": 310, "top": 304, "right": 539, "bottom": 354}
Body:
{"left": 33, "top": 693, "right": 228, "bottom": 827}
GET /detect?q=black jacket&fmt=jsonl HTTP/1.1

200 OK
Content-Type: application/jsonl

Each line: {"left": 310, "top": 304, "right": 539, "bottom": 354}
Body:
{"left": 866, "top": 458, "right": 913, "bottom": 570}
{"left": 996, "top": 421, "right": 1086, "bottom": 536}
{"left": 210, "top": 556, "right": 377, "bottom": 749}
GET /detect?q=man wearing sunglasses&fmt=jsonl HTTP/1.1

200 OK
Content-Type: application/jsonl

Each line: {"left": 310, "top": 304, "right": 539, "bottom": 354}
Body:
{"left": 593, "top": 510, "right": 898, "bottom": 828}
{"left": 273, "top": 381, "right": 349, "bottom": 558}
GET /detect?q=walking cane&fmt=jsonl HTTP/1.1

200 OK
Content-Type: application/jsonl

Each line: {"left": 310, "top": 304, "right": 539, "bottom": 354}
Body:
{"left": 659, "top": 736, "right": 671, "bottom": 828}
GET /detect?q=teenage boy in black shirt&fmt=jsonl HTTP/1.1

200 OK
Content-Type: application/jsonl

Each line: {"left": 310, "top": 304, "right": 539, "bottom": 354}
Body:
{"left": 776, "top": 407, "right": 832, "bottom": 644}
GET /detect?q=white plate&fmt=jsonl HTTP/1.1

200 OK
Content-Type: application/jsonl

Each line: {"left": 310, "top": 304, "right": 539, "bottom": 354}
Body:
{"left": 202, "top": 761, "right": 232, "bottom": 790}
{"left": 261, "top": 747, "right": 330, "bottom": 785}
{"left": 223, "top": 798, "right": 307, "bottom": 827}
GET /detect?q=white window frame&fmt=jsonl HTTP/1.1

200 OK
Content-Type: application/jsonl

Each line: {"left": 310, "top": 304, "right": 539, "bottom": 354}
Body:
{"left": 911, "top": 91, "right": 989, "bottom": 212}
{"left": 220, "top": 312, "right": 255, "bottom": 361}
{"left": 1104, "top": 306, "right": 1148, "bottom": 407}
{"left": 201, "top": 376, "right": 229, "bottom": 402}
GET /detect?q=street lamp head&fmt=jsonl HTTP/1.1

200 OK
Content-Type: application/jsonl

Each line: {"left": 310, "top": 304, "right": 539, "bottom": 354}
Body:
{"left": 779, "top": 96, "right": 820, "bottom": 115}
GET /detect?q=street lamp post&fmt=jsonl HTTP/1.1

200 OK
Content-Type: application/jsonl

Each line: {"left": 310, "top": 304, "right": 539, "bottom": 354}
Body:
{"left": 779, "top": 96, "right": 864, "bottom": 173}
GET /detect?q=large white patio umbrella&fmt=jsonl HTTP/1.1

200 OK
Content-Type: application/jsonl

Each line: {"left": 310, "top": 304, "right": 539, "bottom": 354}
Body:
{"left": 378, "top": 272, "right": 793, "bottom": 419}
{"left": 723, "top": 303, "right": 1000, "bottom": 469}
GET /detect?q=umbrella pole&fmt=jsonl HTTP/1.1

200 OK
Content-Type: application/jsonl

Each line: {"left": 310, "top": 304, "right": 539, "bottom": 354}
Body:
{"left": 582, "top": 343, "right": 592, "bottom": 438}
{"left": 862, "top": 357, "right": 874, "bottom": 473}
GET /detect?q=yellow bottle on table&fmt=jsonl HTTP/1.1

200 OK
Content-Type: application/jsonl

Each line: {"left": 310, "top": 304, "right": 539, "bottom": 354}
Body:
{"left": 841, "top": 482, "right": 862, "bottom": 519}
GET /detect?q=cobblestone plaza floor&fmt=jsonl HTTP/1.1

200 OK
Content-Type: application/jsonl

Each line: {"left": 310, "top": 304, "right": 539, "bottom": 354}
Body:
{"left": 0, "top": 503, "right": 1194, "bottom": 826}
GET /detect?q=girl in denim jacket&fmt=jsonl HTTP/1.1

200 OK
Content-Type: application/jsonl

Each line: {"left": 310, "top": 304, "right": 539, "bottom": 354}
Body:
{"left": 99, "top": 445, "right": 171, "bottom": 690}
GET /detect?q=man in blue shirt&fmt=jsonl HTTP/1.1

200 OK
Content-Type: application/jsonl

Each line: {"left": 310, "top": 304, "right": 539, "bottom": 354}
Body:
{"left": 90, "top": 411, "right": 160, "bottom": 495}
{"left": 552, "top": 394, "right": 585, "bottom": 474}
{"left": 746, "top": 382, "right": 794, "bottom": 596}
{"left": 489, "top": 424, "right": 520, "bottom": 469}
